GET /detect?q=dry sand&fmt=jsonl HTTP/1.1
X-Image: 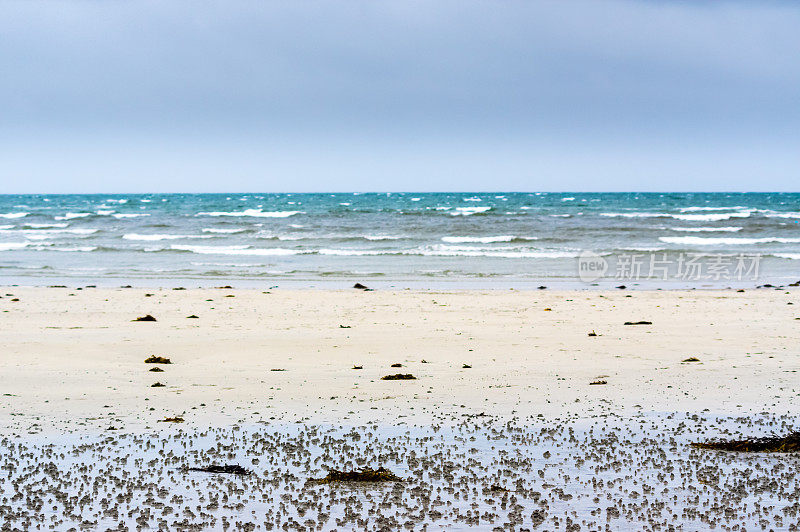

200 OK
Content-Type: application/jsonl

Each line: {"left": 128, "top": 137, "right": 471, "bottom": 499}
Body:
{"left": 2, "top": 286, "right": 798, "bottom": 433}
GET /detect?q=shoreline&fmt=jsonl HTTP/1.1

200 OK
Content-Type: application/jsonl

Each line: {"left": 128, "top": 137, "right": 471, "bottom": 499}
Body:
{"left": 1, "top": 275, "right": 796, "bottom": 291}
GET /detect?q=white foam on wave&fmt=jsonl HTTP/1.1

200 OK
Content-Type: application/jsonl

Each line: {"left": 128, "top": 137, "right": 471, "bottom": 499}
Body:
{"left": 660, "top": 236, "right": 800, "bottom": 245}
{"left": 316, "top": 248, "right": 577, "bottom": 258}
{"left": 56, "top": 212, "right": 93, "bottom": 220}
{"left": 670, "top": 227, "right": 743, "bottom": 232}
{"left": 450, "top": 206, "right": 491, "bottom": 216}
{"left": 123, "top": 234, "right": 214, "bottom": 241}
{"left": 602, "top": 211, "right": 751, "bottom": 221}
{"left": 196, "top": 209, "right": 302, "bottom": 218}
{"left": 672, "top": 212, "right": 751, "bottom": 221}
{"left": 601, "top": 212, "right": 667, "bottom": 218}
{"left": 202, "top": 228, "right": 248, "bottom": 234}
{"left": 0, "top": 243, "right": 28, "bottom": 251}
{"left": 171, "top": 244, "right": 301, "bottom": 256}
{"left": 0, "top": 225, "right": 14, "bottom": 230}
{"left": 113, "top": 213, "right": 150, "bottom": 219}
{"left": 363, "top": 235, "right": 403, "bottom": 240}
{"left": 765, "top": 212, "right": 800, "bottom": 219}
{"left": 0, "top": 212, "right": 29, "bottom": 219}
{"left": 774, "top": 253, "right": 800, "bottom": 260}
{"left": 678, "top": 206, "right": 747, "bottom": 212}
{"left": 23, "top": 223, "right": 68, "bottom": 229}
{"left": 42, "top": 246, "right": 98, "bottom": 252}
{"left": 442, "top": 235, "right": 521, "bottom": 243}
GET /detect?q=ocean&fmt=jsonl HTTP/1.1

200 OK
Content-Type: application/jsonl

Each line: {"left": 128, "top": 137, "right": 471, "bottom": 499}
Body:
{"left": 0, "top": 192, "right": 798, "bottom": 288}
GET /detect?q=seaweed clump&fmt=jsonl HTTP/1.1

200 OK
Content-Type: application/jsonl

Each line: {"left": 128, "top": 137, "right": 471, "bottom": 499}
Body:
{"left": 187, "top": 465, "right": 251, "bottom": 475}
{"left": 381, "top": 374, "right": 416, "bottom": 380}
{"left": 682, "top": 357, "right": 700, "bottom": 362}
{"left": 145, "top": 355, "right": 171, "bottom": 364}
{"left": 692, "top": 432, "right": 800, "bottom": 452}
{"left": 133, "top": 314, "right": 157, "bottom": 322}
{"left": 159, "top": 417, "right": 184, "bottom": 423}
{"left": 311, "top": 467, "right": 403, "bottom": 484}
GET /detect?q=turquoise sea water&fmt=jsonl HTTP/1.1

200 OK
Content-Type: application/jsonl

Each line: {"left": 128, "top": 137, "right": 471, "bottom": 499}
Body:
{"left": 0, "top": 192, "right": 798, "bottom": 287}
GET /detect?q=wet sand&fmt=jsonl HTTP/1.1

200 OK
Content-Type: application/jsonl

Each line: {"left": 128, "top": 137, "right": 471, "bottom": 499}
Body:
{"left": 1, "top": 286, "right": 799, "bottom": 529}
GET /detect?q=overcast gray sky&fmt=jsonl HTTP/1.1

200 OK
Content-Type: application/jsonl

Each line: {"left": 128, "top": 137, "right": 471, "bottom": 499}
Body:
{"left": 1, "top": 0, "right": 798, "bottom": 192}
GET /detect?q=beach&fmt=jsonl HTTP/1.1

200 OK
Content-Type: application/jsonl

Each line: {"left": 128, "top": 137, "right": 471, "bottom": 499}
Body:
{"left": 2, "top": 285, "right": 800, "bottom": 529}
{"left": 2, "top": 286, "right": 798, "bottom": 431}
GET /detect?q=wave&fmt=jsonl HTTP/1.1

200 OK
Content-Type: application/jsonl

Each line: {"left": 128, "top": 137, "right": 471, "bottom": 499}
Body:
{"left": 670, "top": 227, "right": 743, "bottom": 233}
{"left": 196, "top": 209, "right": 302, "bottom": 218}
{"left": 170, "top": 244, "right": 301, "bottom": 255}
{"left": 113, "top": 213, "right": 150, "bottom": 219}
{"left": 0, "top": 243, "right": 28, "bottom": 251}
{"left": 202, "top": 228, "right": 249, "bottom": 234}
{"left": 601, "top": 212, "right": 751, "bottom": 221}
{"left": 22, "top": 223, "right": 68, "bottom": 229}
{"left": 363, "top": 235, "right": 403, "bottom": 241}
{"left": 600, "top": 212, "right": 668, "bottom": 218}
{"left": 123, "top": 233, "right": 214, "bottom": 241}
{"left": 164, "top": 243, "right": 577, "bottom": 259}
{"left": 55, "top": 212, "right": 94, "bottom": 220}
{"left": 765, "top": 212, "right": 800, "bottom": 219}
{"left": 442, "top": 235, "right": 531, "bottom": 243}
{"left": 0, "top": 212, "right": 29, "bottom": 219}
{"left": 0, "top": 225, "right": 14, "bottom": 230}
{"left": 672, "top": 212, "right": 751, "bottom": 221}
{"left": 774, "top": 253, "right": 800, "bottom": 260}
{"left": 678, "top": 206, "right": 747, "bottom": 212}
{"left": 450, "top": 206, "right": 491, "bottom": 216}
{"left": 660, "top": 236, "right": 800, "bottom": 246}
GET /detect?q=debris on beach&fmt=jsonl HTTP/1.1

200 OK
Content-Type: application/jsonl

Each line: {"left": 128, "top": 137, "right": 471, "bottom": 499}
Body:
{"left": 270, "top": 368, "right": 286, "bottom": 372}
{"left": 352, "top": 365, "right": 363, "bottom": 370}
{"left": 150, "top": 382, "right": 165, "bottom": 388}
{"left": 381, "top": 374, "right": 416, "bottom": 380}
{"left": 311, "top": 467, "right": 403, "bottom": 484}
{"left": 186, "top": 465, "right": 251, "bottom": 476}
{"left": 588, "top": 330, "right": 598, "bottom": 336}
{"left": 462, "top": 364, "right": 472, "bottom": 369}
{"left": 390, "top": 363, "right": 403, "bottom": 368}
{"left": 353, "top": 282, "right": 368, "bottom": 289}
{"left": 589, "top": 380, "right": 608, "bottom": 385}
{"left": 186, "top": 314, "right": 199, "bottom": 319}
{"left": 616, "top": 285, "right": 626, "bottom": 289}
{"left": 339, "top": 324, "right": 351, "bottom": 328}
{"left": 682, "top": 357, "right": 701, "bottom": 362}
{"left": 132, "top": 314, "right": 157, "bottom": 322}
{"left": 149, "top": 367, "right": 164, "bottom": 372}
{"left": 692, "top": 432, "right": 800, "bottom": 452}
{"left": 624, "top": 321, "right": 652, "bottom": 325}
{"left": 144, "top": 355, "right": 171, "bottom": 364}
{"left": 543, "top": 307, "right": 552, "bottom": 311}
{"left": 159, "top": 417, "right": 184, "bottom": 423}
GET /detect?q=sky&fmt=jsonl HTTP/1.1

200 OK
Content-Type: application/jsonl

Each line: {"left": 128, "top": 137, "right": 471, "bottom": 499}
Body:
{"left": 0, "top": 0, "right": 798, "bottom": 193}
